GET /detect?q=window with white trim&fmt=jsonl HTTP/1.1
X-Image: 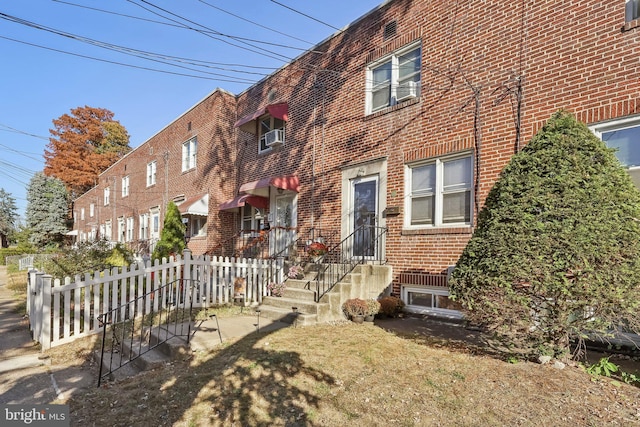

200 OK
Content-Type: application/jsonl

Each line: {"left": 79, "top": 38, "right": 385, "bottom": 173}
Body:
{"left": 150, "top": 208, "right": 160, "bottom": 240}
{"left": 147, "top": 161, "right": 157, "bottom": 186}
{"left": 104, "top": 187, "right": 110, "bottom": 206}
{"left": 366, "top": 42, "right": 421, "bottom": 114}
{"left": 104, "top": 220, "right": 112, "bottom": 241}
{"left": 405, "top": 154, "right": 473, "bottom": 228}
{"left": 182, "top": 137, "right": 197, "bottom": 171}
{"left": 590, "top": 115, "right": 640, "bottom": 187}
{"left": 241, "top": 205, "right": 263, "bottom": 235}
{"left": 122, "top": 176, "right": 129, "bottom": 197}
{"left": 139, "top": 213, "right": 149, "bottom": 240}
{"left": 90, "top": 203, "right": 94, "bottom": 218}
{"left": 187, "top": 216, "right": 207, "bottom": 238}
{"left": 258, "top": 115, "right": 285, "bottom": 153}
{"left": 80, "top": 208, "right": 85, "bottom": 221}
{"left": 126, "top": 217, "right": 134, "bottom": 242}
{"left": 627, "top": 0, "right": 640, "bottom": 21}
{"left": 401, "top": 286, "right": 463, "bottom": 318}
{"left": 117, "top": 217, "right": 125, "bottom": 243}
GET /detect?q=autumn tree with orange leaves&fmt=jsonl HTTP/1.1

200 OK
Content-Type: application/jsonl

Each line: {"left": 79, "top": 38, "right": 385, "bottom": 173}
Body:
{"left": 44, "top": 106, "right": 131, "bottom": 197}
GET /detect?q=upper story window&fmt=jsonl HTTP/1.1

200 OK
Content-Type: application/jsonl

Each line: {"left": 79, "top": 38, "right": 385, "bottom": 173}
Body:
{"left": 89, "top": 203, "right": 95, "bottom": 217}
{"left": 122, "top": 176, "right": 129, "bottom": 197}
{"left": 182, "top": 137, "right": 197, "bottom": 172}
{"left": 80, "top": 208, "right": 85, "bottom": 221}
{"left": 147, "top": 161, "right": 157, "bottom": 186}
{"left": 259, "top": 115, "right": 285, "bottom": 153}
{"left": 405, "top": 154, "right": 473, "bottom": 228}
{"left": 590, "top": 115, "right": 640, "bottom": 187}
{"left": 627, "top": 0, "right": 640, "bottom": 21}
{"left": 367, "top": 42, "right": 421, "bottom": 114}
{"left": 104, "top": 187, "right": 110, "bottom": 206}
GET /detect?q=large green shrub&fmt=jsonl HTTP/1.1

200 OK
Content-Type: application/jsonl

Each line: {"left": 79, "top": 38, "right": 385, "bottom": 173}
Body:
{"left": 43, "top": 238, "right": 133, "bottom": 279}
{"left": 450, "top": 110, "right": 640, "bottom": 360}
{"left": 151, "top": 201, "right": 186, "bottom": 262}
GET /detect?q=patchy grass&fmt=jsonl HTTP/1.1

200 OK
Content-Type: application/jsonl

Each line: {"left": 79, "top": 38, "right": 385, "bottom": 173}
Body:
{"left": 6, "top": 270, "right": 28, "bottom": 315}
{"left": 55, "top": 321, "right": 640, "bottom": 426}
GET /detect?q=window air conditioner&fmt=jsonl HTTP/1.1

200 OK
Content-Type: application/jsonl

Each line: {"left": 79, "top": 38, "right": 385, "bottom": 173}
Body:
{"left": 264, "top": 129, "right": 285, "bottom": 147}
{"left": 397, "top": 80, "right": 419, "bottom": 100}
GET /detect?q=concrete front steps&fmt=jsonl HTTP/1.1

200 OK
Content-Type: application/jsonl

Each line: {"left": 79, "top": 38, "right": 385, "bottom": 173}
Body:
{"left": 94, "top": 325, "right": 190, "bottom": 383}
{"left": 258, "top": 263, "right": 393, "bottom": 327}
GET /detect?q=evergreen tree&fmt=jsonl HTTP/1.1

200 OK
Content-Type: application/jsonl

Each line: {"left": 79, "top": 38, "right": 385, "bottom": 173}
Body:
{"left": 151, "top": 202, "right": 186, "bottom": 262}
{"left": 450, "top": 110, "right": 640, "bottom": 360}
{"left": 0, "top": 188, "right": 18, "bottom": 248}
{"left": 25, "top": 173, "right": 70, "bottom": 249}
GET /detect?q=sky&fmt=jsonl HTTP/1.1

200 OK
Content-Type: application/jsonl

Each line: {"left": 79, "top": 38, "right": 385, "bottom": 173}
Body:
{"left": 0, "top": 0, "right": 384, "bottom": 220}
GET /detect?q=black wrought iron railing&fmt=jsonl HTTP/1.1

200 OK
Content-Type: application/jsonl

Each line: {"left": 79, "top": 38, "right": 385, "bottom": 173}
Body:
{"left": 97, "top": 278, "right": 199, "bottom": 386}
{"left": 304, "top": 225, "right": 388, "bottom": 302}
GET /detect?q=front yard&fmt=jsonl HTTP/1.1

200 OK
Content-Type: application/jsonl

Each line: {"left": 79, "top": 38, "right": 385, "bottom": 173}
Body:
{"left": 50, "top": 319, "right": 640, "bottom": 426}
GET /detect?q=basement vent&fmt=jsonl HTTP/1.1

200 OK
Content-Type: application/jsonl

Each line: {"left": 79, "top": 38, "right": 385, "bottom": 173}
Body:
{"left": 384, "top": 20, "right": 397, "bottom": 40}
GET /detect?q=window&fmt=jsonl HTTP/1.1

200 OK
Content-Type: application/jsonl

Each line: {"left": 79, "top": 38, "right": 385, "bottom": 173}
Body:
{"left": 187, "top": 216, "right": 207, "bottom": 238}
{"left": 126, "top": 217, "right": 135, "bottom": 242}
{"left": 80, "top": 208, "right": 85, "bottom": 220}
{"left": 90, "top": 203, "right": 94, "bottom": 217}
{"left": 182, "top": 137, "right": 197, "bottom": 171}
{"left": 104, "top": 187, "right": 110, "bottom": 206}
{"left": 405, "top": 154, "right": 473, "bottom": 228}
{"left": 367, "top": 43, "right": 421, "bottom": 114}
{"left": 147, "top": 161, "right": 157, "bottom": 186}
{"left": 139, "top": 214, "right": 149, "bottom": 240}
{"left": 401, "top": 286, "right": 463, "bottom": 318}
{"left": 122, "top": 176, "right": 129, "bottom": 197}
{"left": 627, "top": 0, "right": 640, "bottom": 21}
{"left": 241, "top": 205, "right": 263, "bottom": 235}
{"left": 590, "top": 115, "right": 640, "bottom": 187}
{"left": 258, "top": 115, "right": 285, "bottom": 153}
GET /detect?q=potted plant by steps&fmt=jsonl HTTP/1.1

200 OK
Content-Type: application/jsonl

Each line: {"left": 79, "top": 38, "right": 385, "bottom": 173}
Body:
{"left": 364, "top": 299, "right": 380, "bottom": 322}
{"left": 307, "top": 241, "right": 328, "bottom": 263}
{"left": 377, "top": 295, "right": 405, "bottom": 318}
{"left": 287, "top": 264, "right": 304, "bottom": 280}
{"left": 342, "top": 298, "right": 368, "bottom": 323}
{"left": 267, "top": 282, "right": 286, "bottom": 297}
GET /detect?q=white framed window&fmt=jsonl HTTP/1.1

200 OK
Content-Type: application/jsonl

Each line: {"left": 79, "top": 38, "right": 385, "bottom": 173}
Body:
{"left": 405, "top": 154, "right": 473, "bottom": 228}
{"left": 150, "top": 207, "right": 160, "bottom": 240}
{"left": 241, "top": 205, "right": 263, "bottom": 235}
{"left": 104, "top": 187, "right": 110, "bottom": 206}
{"left": 80, "top": 208, "right": 85, "bottom": 221}
{"left": 122, "top": 176, "right": 129, "bottom": 197}
{"left": 590, "top": 115, "right": 640, "bottom": 187}
{"left": 366, "top": 42, "right": 421, "bottom": 114}
{"left": 627, "top": 0, "right": 640, "bottom": 21}
{"left": 90, "top": 203, "right": 95, "bottom": 217}
{"left": 258, "top": 115, "right": 285, "bottom": 153}
{"left": 147, "top": 161, "right": 157, "bottom": 186}
{"left": 104, "top": 220, "right": 112, "bottom": 241}
{"left": 182, "top": 137, "right": 197, "bottom": 171}
{"left": 187, "top": 216, "right": 207, "bottom": 238}
{"left": 139, "top": 214, "right": 149, "bottom": 240}
{"left": 126, "top": 217, "right": 135, "bottom": 242}
{"left": 117, "top": 217, "right": 125, "bottom": 243}
{"left": 401, "top": 286, "right": 463, "bottom": 319}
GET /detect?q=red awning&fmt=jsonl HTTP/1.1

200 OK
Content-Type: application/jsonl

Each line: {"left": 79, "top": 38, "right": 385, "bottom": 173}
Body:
{"left": 218, "top": 194, "right": 269, "bottom": 211}
{"left": 239, "top": 175, "right": 300, "bottom": 196}
{"left": 234, "top": 102, "right": 289, "bottom": 134}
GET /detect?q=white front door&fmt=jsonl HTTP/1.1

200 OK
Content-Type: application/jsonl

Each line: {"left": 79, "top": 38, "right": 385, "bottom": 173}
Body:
{"left": 351, "top": 175, "right": 379, "bottom": 258}
{"left": 273, "top": 194, "right": 296, "bottom": 255}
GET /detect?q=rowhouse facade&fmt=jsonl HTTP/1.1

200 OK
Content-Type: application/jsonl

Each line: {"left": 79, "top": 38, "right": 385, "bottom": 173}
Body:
{"left": 73, "top": 0, "right": 640, "bottom": 318}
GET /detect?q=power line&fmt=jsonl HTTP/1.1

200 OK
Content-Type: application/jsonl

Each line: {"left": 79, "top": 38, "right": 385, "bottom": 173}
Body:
{"left": 0, "top": 123, "right": 48, "bottom": 141}
{"left": 269, "top": 0, "right": 341, "bottom": 31}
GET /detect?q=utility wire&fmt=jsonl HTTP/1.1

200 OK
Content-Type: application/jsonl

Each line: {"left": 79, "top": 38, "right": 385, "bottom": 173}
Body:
{"left": 269, "top": 0, "right": 341, "bottom": 31}
{"left": 0, "top": 123, "right": 48, "bottom": 141}
{"left": 0, "top": 142, "right": 44, "bottom": 163}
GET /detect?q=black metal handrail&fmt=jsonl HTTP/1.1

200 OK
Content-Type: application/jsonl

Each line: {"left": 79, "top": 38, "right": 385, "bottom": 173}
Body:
{"left": 97, "top": 278, "right": 199, "bottom": 386}
{"left": 304, "top": 225, "right": 387, "bottom": 302}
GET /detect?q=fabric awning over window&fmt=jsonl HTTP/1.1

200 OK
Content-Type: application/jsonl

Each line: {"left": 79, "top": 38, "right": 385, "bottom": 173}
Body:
{"left": 218, "top": 194, "right": 269, "bottom": 211}
{"left": 178, "top": 193, "right": 209, "bottom": 216}
{"left": 239, "top": 175, "right": 300, "bottom": 197}
{"left": 234, "top": 102, "right": 289, "bottom": 134}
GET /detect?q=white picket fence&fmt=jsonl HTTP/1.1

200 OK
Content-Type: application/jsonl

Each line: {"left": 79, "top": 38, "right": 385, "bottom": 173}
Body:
{"left": 27, "top": 249, "right": 283, "bottom": 350}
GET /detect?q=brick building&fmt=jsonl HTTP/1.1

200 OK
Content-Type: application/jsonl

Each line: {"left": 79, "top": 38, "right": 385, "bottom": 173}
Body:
{"left": 72, "top": 0, "right": 640, "bottom": 317}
